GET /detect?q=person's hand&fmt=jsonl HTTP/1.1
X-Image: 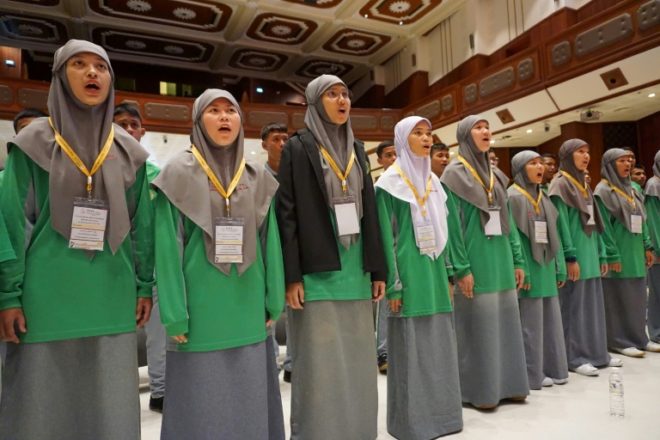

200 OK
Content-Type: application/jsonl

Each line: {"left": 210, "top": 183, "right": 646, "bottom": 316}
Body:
{"left": 389, "top": 299, "right": 402, "bottom": 314}
{"left": 608, "top": 262, "right": 622, "bottom": 273}
{"left": 645, "top": 250, "right": 654, "bottom": 268}
{"left": 266, "top": 319, "right": 273, "bottom": 328}
{"left": 173, "top": 334, "right": 188, "bottom": 344}
{"left": 457, "top": 274, "right": 474, "bottom": 299}
{"left": 136, "top": 298, "right": 152, "bottom": 328}
{"left": 286, "top": 282, "right": 305, "bottom": 309}
{"left": 0, "top": 308, "right": 26, "bottom": 344}
{"left": 557, "top": 280, "right": 566, "bottom": 288}
{"left": 372, "top": 281, "right": 386, "bottom": 302}
{"left": 514, "top": 269, "right": 526, "bottom": 290}
{"left": 567, "top": 262, "right": 580, "bottom": 282}
{"left": 600, "top": 263, "right": 609, "bottom": 277}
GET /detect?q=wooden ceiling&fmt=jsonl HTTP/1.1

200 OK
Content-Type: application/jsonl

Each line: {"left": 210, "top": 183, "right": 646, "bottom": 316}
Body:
{"left": 0, "top": 0, "right": 459, "bottom": 85}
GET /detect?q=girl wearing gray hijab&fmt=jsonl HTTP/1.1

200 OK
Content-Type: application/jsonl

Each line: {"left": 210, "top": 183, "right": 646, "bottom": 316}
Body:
{"left": 152, "top": 89, "right": 285, "bottom": 439}
{"left": 0, "top": 40, "right": 154, "bottom": 439}
{"left": 440, "top": 115, "right": 529, "bottom": 409}
{"left": 548, "top": 139, "right": 622, "bottom": 376}
{"left": 594, "top": 148, "right": 659, "bottom": 356}
{"left": 645, "top": 150, "right": 660, "bottom": 344}
{"left": 508, "top": 151, "right": 569, "bottom": 390}
{"left": 276, "top": 74, "right": 386, "bottom": 439}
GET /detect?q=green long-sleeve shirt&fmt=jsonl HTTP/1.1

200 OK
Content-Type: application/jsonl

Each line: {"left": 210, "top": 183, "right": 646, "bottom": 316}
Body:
{"left": 0, "top": 170, "right": 15, "bottom": 263}
{"left": 516, "top": 232, "right": 566, "bottom": 298}
{"left": 443, "top": 186, "right": 526, "bottom": 294}
{"left": 596, "top": 198, "right": 652, "bottom": 279}
{"left": 376, "top": 189, "right": 452, "bottom": 317}
{"left": 0, "top": 147, "right": 154, "bottom": 343}
{"left": 154, "top": 193, "right": 285, "bottom": 352}
{"left": 646, "top": 193, "right": 660, "bottom": 258}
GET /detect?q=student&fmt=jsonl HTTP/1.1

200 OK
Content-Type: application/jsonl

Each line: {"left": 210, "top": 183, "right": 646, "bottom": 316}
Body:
{"left": 261, "top": 122, "right": 289, "bottom": 177}
{"left": 440, "top": 115, "right": 529, "bottom": 409}
{"left": 376, "top": 116, "right": 462, "bottom": 439}
{"left": 12, "top": 108, "right": 47, "bottom": 135}
{"left": 0, "top": 39, "right": 154, "bottom": 439}
{"left": 632, "top": 165, "right": 647, "bottom": 193}
{"left": 153, "top": 89, "right": 285, "bottom": 439}
{"left": 276, "top": 74, "right": 386, "bottom": 439}
{"left": 430, "top": 142, "right": 450, "bottom": 178}
{"left": 540, "top": 153, "right": 558, "bottom": 192}
{"left": 645, "top": 151, "right": 660, "bottom": 344}
{"left": 594, "top": 148, "right": 660, "bottom": 355}
{"left": 508, "top": 151, "right": 569, "bottom": 389}
{"left": 548, "top": 139, "right": 622, "bottom": 376}
{"left": 376, "top": 140, "right": 397, "bottom": 171}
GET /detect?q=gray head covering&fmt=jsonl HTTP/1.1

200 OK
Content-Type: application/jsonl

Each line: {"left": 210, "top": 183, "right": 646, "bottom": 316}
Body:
{"left": 548, "top": 138, "right": 603, "bottom": 235}
{"left": 594, "top": 148, "right": 645, "bottom": 232}
{"left": 440, "top": 115, "right": 509, "bottom": 234}
{"left": 508, "top": 150, "right": 560, "bottom": 264}
{"left": 646, "top": 150, "right": 660, "bottom": 198}
{"left": 304, "top": 74, "right": 363, "bottom": 249}
{"left": 152, "top": 89, "right": 278, "bottom": 275}
{"left": 10, "top": 39, "right": 148, "bottom": 254}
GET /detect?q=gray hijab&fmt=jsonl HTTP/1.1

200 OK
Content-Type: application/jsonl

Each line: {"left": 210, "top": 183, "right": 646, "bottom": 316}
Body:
{"left": 304, "top": 74, "right": 363, "bottom": 249}
{"left": 440, "top": 115, "right": 510, "bottom": 234}
{"left": 645, "top": 150, "right": 660, "bottom": 198}
{"left": 508, "top": 150, "right": 560, "bottom": 264}
{"left": 153, "top": 89, "right": 278, "bottom": 275}
{"left": 548, "top": 138, "right": 604, "bottom": 235}
{"left": 10, "top": 39, "right": 148, "bottom": 254}
{"left": 594, "top": 148, "right": 645, "bottom": 232}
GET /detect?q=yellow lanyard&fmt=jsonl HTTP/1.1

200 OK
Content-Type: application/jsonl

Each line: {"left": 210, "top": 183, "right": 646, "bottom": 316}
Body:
{"left": 191, "top": 145, "right": 246, "bottom": 217}
{"left": 601, "top": 179, "right": 636, "bottom": 209}
{"left": 319, "top": 146, "right": 355, "bottom": 195}
{"left": 513, "top": 184, "right": 543, "bottom": 215}
{"left": 392, "top": 163, "right": 433, "bottom": 217}
{"left": 49, "top": 117, "right": 114, "bottom": 197}
{"left": 457, "top": 154, "right": 495, "bottom": 204}
{"left": 560, "top": 171, "right": 589, "bottom": 199}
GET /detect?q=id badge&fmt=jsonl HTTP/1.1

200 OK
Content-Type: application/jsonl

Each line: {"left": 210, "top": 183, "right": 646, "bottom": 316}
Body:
{"left": 69, "top": 197, "right": 108, "bottom": 251}
{"left": 414, "top": 222, "right": 436, "bottom": 256}
{"left": 333, "top": 196, "right": 360, "bottom": 237}
{"left": 630, "top": 214, "right": 642, "bottom": 234}
{"left": 586, "top": 204, "right": 596, "bottom": 225}
{"left": 484, "top": 207, "right": 502, "bottom": 236}
{"left": 534, "top": 221, "right": 548, "bottom": 244}
{"left": 215, "top": 217, "right": 244, "bottom": 263}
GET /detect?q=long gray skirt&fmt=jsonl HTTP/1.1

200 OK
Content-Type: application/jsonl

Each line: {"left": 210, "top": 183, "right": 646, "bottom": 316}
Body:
{"left": 602, "top": 277, "right": 649, "bottom": 350}
{"left": 387, "top": 314, "right": 463, "bottom": 440}
{"left": 289, "top": 300, "right": 378, "bottom": 440}
{"left": 0, "top": 333, "right": 140, "bottom": 440}
{"left": 266, "top": 327, "right": 286, "bottom": 440}
{"left": 161, "top": 340, "right": 281, "bottom": 440}
{"left": 453, "top": 288, "right": 530, "bottom": 407}
{"left": 647, "top": 265, "right": 660, "bottom": 343}
{"left": 519, "top": 296, "right": 569, "bottom": 389}
{"left": 558, "top": 278, "right": 611, "bottom": 369}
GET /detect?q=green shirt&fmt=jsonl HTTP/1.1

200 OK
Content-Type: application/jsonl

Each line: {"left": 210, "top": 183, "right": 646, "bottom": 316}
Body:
{"left": 154, "top": 194, "right": 285, "bottom": 352}
{"left": 0, "top": 148, "right": 155, "bottom": 343}
{"left": 376, "top": 189, "right": 452, "bottom": 317}
{"left": 444, "top": 186, "right": 526, "bottom": 294}
{"left": 596, "top": 198, "right": 652, "bottom": 279}
{"left": 646, "top": 194, "right": 660, "bottom": 258}
{"left": 517, "top": 232, "right": 566, "bottom": 298}
{"left": 0, "top": 170, "right": 15, "bottom": 263}
{"left": 632, "top": 181, "right": 644, "bottom": 196}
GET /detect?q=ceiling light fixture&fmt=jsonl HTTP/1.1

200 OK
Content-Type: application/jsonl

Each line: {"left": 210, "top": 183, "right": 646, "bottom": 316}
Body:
{"left": 526, "top": 129, "right": 533, "bottom": 134}
{"left": 256, "top": 87, "right": 264, "bottom": 94}
{"left": 649, "top": 93, "right": 656, "bottom": 98}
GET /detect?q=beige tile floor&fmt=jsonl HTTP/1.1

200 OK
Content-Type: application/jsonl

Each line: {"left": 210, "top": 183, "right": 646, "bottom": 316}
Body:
{"left": 140, "top": 350, "right": 660, "bottom": 439}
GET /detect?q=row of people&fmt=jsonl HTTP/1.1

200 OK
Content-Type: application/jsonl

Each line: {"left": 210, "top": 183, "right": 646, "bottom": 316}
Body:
{"left": 0, "top": 39, "right": 658, "bottom": 440}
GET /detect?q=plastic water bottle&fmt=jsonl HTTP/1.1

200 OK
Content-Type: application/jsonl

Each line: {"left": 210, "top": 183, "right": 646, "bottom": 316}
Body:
{"left": 609, "top": 368, "right": 625, "bottom": 418}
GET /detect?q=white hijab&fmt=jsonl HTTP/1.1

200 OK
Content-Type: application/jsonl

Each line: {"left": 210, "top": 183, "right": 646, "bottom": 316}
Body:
{"left": 376, "top": 116, "right": 448, "bottom": 259}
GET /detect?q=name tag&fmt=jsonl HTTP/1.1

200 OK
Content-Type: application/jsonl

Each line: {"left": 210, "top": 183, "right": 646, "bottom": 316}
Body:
{"left": 484, "top": 207, "right": 502, "bottom": 236}
{"left": 333, "top": 196, "right": 360, "bottom": 237}
{"left": 631, "top": 214, "right": 642, "bottom": 234}
{"left": 69, "top": 197, "right": 107, "bottom": 251}
{"left": 534, "top": 220, "right": 548, "bottom": 244}
{"left": 586, "top": 204, "right": 596, "bottom": 225}
{"left": 215, "top": 217, "right": 244, "bottom": 263}
{"left": 414, "top": 222, "right": 436, "bottom": 256}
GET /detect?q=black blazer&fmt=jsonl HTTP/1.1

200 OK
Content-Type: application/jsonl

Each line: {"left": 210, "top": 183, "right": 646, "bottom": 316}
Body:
{"left": 276, "top": 128, "right": 387, "bottom": 285}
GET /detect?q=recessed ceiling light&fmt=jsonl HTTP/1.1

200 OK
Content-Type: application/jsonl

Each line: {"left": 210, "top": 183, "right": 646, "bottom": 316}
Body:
{"left": 364, "top": 14, "right": 368, "bottom": 18}
{"left": 526, "top": 129, "right": 533, "bottom": 134}
{"left": 256, "top": 87, "right": 264, "bottom": 94}
{"left": 649, "top": 93, "right": 656, "bottom": 98}
{"left": 489, "top": 140, "right": 495, "bottom": 145}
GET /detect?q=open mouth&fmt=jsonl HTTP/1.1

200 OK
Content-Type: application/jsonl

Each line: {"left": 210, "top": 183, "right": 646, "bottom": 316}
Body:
{"left": 218, "top": 126, "right": 232, "bottom": 132}
{"left": 536, "top": 172, "right": 543, "bottom": 178}
{"left": 85, "top": 82, "right": 100, "bottom": 91}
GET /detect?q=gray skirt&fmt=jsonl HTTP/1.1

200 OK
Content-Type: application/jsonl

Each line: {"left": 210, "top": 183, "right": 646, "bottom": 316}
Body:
{"left": 647, "top": 265, "right": 660, "bottom": 343}
{"left": 387, "top": 314, "right": 463, "bottom": 440}
{"left": 453, "top": 288, "right": 530, "bottom": 407}
{"left": 602, "top": 277, "right": 649, "bottom": 350}
{"left": 0, "top": 333, "right": 140, "bottom": 440}
{"left": 558, "top": 278, "right": 610, "bottom": 369}
{"left": 161, "top": 340, "right": 281, "bottom": 440}
{"left": 289, "top": 300, "right": 378, "bottom": 440}
{"left": 519, "top": 296, "right": 569, "bottom": 389}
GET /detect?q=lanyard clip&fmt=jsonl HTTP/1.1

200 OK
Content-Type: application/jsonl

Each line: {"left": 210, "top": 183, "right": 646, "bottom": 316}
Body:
{"left": 86, "top": 175, "right": 93, "bottom": 198}
{"left": 225, "top": 198, "right": 231, "bottom": 218}
{"left": 341, "top": 179, "right": 348, "bottom": 194}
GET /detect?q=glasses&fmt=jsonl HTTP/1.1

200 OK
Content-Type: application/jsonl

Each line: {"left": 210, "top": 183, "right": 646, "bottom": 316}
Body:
{"left": 324, "top": 89, "right": 351, "bottom": 101}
